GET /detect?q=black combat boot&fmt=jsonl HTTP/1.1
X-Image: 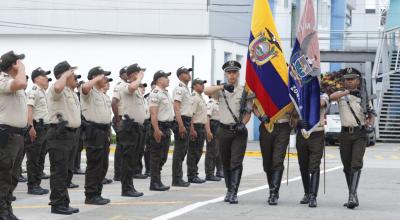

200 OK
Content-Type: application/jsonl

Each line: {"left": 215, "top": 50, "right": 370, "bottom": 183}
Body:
{"left": 347, "top": 170, "right": 361, "bottom": 209}
{"left": 308, "top": 172, "right": 320, "bottom": 208}
{"left": 228, "top": 166, "right": 243, "bottom": 204}
{"left": 150, "top": 176, "right": 170, "bottom": 191}
{"left": 266, "top": 171, "right": 273, "bottom": 203}
{"left": 268, "top": 170, "right": 283, "bottom": 206}
{"left": 300, "top": 170, "right": 310, "bottom": 204}
{"left": 343, "top": 171, "right": 351, "bottom": 207}
{"left": 223, "top": 169, "right": 231, "bottom": 202}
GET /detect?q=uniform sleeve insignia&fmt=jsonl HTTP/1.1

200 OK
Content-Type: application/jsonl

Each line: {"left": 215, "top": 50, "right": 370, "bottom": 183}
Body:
{"left": 32, "top": 86, "right": 37, "bottom": 90}
{"left": 176, "top": 90, "right": 182, "bottom": 95}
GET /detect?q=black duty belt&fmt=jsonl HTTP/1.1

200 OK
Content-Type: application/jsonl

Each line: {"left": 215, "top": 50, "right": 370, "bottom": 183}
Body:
{"left": 341, "top": 126, "right": 365, "bottom": 133}
{"left": 159, "top": 121, "right": 173, "bottom": 129}
{"left": 87, "top": 121, "right": 110, "bottom": 131}
{"left": 49, "top": 124, "right": 78, "bottom": 132}
{"left": 0, "top": 124, "right": 25, "bottom": 135}
{"left": 219, "top": 123, "right": 237, "bottom": 131}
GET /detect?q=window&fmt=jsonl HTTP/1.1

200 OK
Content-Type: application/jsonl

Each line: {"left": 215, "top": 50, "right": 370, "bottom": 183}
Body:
{"left": 224, "top": 52, "right": 232, "bottom": 62}
{"left": 345, "top": 6, "right": 352, "bottom": 27}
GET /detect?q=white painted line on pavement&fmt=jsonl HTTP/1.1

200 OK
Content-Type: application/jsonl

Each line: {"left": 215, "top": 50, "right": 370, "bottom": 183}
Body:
{"left": 153, "top": 166, "right": 343, "bottom": 220}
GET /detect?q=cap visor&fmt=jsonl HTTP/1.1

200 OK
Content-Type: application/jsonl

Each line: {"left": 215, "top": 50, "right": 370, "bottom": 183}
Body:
{"left": 224, "top": 67, "right": 240, "bottom": 72}
{"left": 104, "top": 71, "right": 111, "bottom": 76}
{"left": 141, "top": 68, "right": 146, "bottom": 72}
{"left": 17, "top": 54, "right": 25, "bottom": 60}
{"left": 44, "top": 71, "right": 51, "bottom": 75}
{"left": 344, "top": 74, "right": 359, "bottom": 79}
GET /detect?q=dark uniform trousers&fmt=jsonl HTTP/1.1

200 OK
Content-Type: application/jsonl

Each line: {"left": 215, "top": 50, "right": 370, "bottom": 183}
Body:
{"left": 259, "top": 123, "right": 291, "bottom": 173}
{"left": 144, "top": 120, "right": 151, "bottom": 174}
{"left": 172, "top": 116, "right": 191, "bottom": 179}
{"left": 0, "top": 129, "right": 24, "bottom": 217}
{"left": 66, "top": 128, "right": 80, "bottom": 185}
{"left": 296, "top": 130, "right": 324, "bottom": 193}
{"left": 135, "top": 119, "right": 150, "bottom": 175}
{"left": 216, "top": 127, "right": 247, "bottom": 173}
{"left": 150, "top": 122, "right": 171, "bottom": 183}
{"left": 339, "top": 128, "right": 367, "bottom": 174}
{"left": 119, "top": 123, "right": 143, "bottom": 193}
{"left": 205, "top": 120, "right": 221, "bottom": 176}
{"left": 74, "top": 127, "right": 85, "bottom": 172}
{"left": 47, "top": 126, "right": 78, "bottom": 207}
{"left": 112, "top": 116, "right": 122, "bottom": 180}
{"left": 26, "top": 123, "right": 49, "bottom": 188}
{"left": 84, "top": 123, "right": 111, "bottom": 198}
{"left": 187, "top": 123, "right": 205, "bottom": 178}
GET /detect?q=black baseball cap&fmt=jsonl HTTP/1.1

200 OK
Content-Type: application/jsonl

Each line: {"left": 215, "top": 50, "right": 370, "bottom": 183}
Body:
{"left": 53, "top": 61, "right": 77, "bottom": 78}
{"left": 0, "top": 51, "right": 25, "bottom": 71}
{"left": 87, "top": 66, "right": 111, "bottom": 80}
{"left": 176, "top": 66, "right": 193, "bottom": 77}
{"left": 222, "top": 60, "right": 241, "bottom": 72}
{"left": 119, "top": 66, "right": 128, "bottom": 76}
{"left": 192, "top": 78, "right": 207, "bottom": 86}
{"left": 342, "top": 67, "right": 362, "bottom": 79}
{"left": 31, "top": 67, "right": 51, "bottom": 82}
{"left": 153, "top": 70, "right": 171, "bottom": 82}
{"left": 126, "top": 63, "right": 146, "bottom": 75}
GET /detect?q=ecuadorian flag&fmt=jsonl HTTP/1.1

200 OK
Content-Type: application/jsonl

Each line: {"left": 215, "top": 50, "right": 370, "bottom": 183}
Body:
{"left": 246, "top": 0, "right": 293, "bottom": 131}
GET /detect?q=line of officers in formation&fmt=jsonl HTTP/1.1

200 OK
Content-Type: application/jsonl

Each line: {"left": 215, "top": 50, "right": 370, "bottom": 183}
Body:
{"left": 0, "top": 50, "right": 375, "bottom": 219}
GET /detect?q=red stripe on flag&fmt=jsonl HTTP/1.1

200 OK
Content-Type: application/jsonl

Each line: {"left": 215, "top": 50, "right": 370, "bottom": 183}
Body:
{"left": 245, "top": 59, "right": 280, "bottom": 117}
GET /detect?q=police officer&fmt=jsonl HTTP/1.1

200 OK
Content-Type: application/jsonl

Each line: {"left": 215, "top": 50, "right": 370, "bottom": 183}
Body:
{"left": 0, "top": 51, "right": 27, "bottom": 220}
{"left": 204, "top": 60, "right": 254, "bottom": 204}
{"left": 26, "top": 67, "right": 52, "bottom": 196}
{"left": 111, "top": 66, "right": 128, "bottom": 181}
{"left": 204, "top": 93, "right": 223, "bottom": 180}
{"left": 46, "top": 61, "right": 81, "bottom": 215}
{"left": 254, "top": 100, "right": 291, "bottom": 205}
{"left": 187, "top": 78, "right": 208, "bottom": 183}
{"left": 134, "top": 83, "right": 150, "bottom": 179}
{"left": 80, "top": 66, "right": 112, "bottom": 205}
{"left": 329, "top": 67, "right": 375, "bottom": 209}
{"left": 171, "top": 66, "right": 193, "bottom": 187}
{"left": 148, "top": 71, "right": 174, "bottom": 191}
{"left": 118, "top": 63, "right": 146, "bottom": 197}
{"left": 294, "top": 94, "right": 329, "bottom": 208}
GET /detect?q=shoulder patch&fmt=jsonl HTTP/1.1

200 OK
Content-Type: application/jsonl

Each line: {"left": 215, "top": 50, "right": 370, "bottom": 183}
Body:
{"left": 153, "top": 89, "right": 159, "bottom": 93}
{"left": 179, "top": 84, "right": 183, "bottom": 87}
{"left": 191, "top": 93, "right": 195, "bottom": 96}
{"left": 117, "top": 82, "right": 121, "bottom": 85}
{"left": 32, "top": 86, "right": 37, "bottom": 90}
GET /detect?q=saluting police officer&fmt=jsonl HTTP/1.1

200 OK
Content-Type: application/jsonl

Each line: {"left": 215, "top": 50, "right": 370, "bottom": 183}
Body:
{"left": 329, "top": 68, "right": 375, "bottom": 209}
{"left": 80, "top": 66, "right": 112, "bottom": 205}
{"left": 294, "top": 93, "right": 330, "bottom": 208}
{"left": 148, "top": 71, "right": 174, "bottom": 191}
{"left": 26, "top": 67, "right": 52, "bottom": 196}
{"left": 254, "top": 99, "right": 292, "bottom": 205}
{"left": 204, "top": 93, "right": 223, "bottom": 180}
{"left": 47, "top": 61, "right": 81, "bottom": 215}
{"left": 187, "top": 78, "right": 208, "bottom": 183}
{"left": 118, "top": 63, "right": 146, "bottom": 197}
{"left": 111, "top": 66, "right": 128, "bottom": 181}
{"left": 171, "top": 67, "right": 193, "bottom": 187}
{"left": 0, "top": 51, "right": 27, "bottom": 220}
{"left": 204, "top": 60, "right": 254, "bottom": 204}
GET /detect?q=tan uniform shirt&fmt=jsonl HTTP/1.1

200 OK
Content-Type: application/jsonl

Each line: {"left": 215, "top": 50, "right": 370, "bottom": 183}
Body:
{"left": 0, "top": 72, "right": 27, "bottom": 128}
{"left": 338, "top": 94, "right": 366, "bottom": 127}
{"left": 112, "top": 80, "right": 124, "bottom": 116}
{"left": 207, "top": 99, "right": 220, "bottom": 121}
{"left": 191, "top": 92, "right": 207, "bottom": 124}
{"left": 315, "top": 93, "right": 330, "bottom": 131}
{"left": 80, "top": 87, "right": 111, "bottom": 124}
{"left": 47, "top": 84, "right": 81, "bottom": 128}
{"left": 149, "top": 86, "right": 174, "bottom": 122}
{"left": 120, "top": 81, "right": 147, "bottom": 124}
{"left": 218, "top": 85, "right": 253, "bottom": 125}
{"left": 173, "top": 81, "right": 193, "bottom": 117}
{"left": 27, "top": 84, "right": 49, "bottom": 124}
